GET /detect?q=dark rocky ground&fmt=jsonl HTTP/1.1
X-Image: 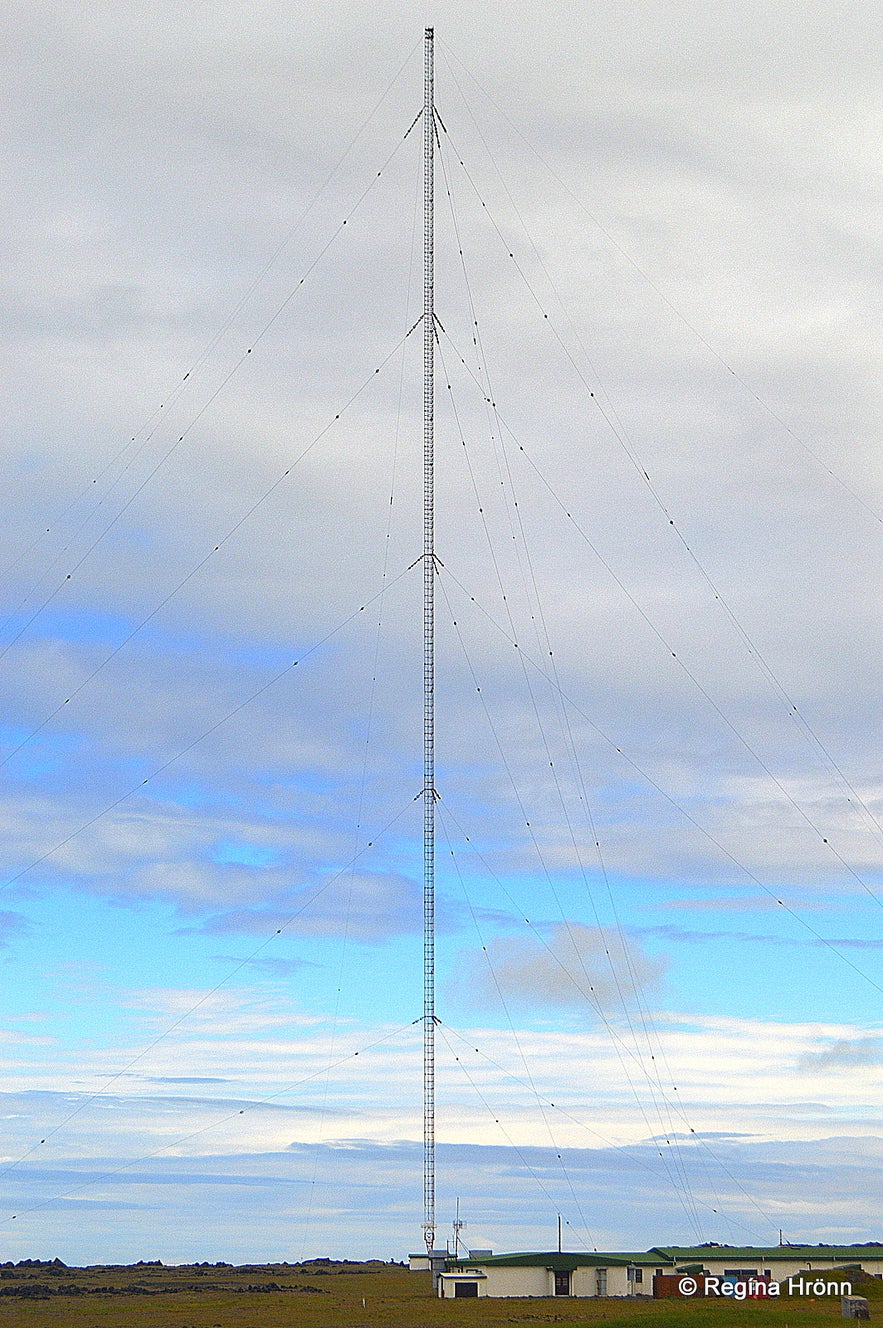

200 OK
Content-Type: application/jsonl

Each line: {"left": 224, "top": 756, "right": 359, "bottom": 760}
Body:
{"left": 0, "top": 1255, "right": 394, "bottom": 1300}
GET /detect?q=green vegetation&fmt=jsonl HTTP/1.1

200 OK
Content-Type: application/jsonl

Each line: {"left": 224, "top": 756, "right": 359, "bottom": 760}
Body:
{"left": 0, "top": 1259, "right": 865, "bottom": 1328}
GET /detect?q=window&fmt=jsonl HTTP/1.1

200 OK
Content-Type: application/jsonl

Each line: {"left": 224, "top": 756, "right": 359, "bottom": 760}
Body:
{"left": 634, "top": 1269, "right": 643, "bottom": 1284}
{"left": 454, "top": 1282, "right": 478, "bottom": 1298}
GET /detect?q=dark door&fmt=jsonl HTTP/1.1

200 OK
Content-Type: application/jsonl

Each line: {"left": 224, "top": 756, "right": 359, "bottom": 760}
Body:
{"left": 554, "top": 1271, "right": 571, "bottom": 1296}
{"left": 454, "top": 1282, "right": 478, "bottom": 1298}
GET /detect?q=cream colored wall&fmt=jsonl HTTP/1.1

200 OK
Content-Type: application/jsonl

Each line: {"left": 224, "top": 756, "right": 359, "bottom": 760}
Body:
{"left": 451, "top": 1264, "right": 639, "bottom": 1299}
{"left": 437, "top": 1274, "right": 486, "bottom": 1299}
{"left": 571, "top": 1265, "right": 633, "bottom": 1298}
{"left": 483, "top": 1266, "right": 554, "bottom": 1298}
{"left": 570, "top": 1267, "right": 595, "bottom": 1297}
{"left": 609, "top": 1266, "right": 634, "bottom": 1297}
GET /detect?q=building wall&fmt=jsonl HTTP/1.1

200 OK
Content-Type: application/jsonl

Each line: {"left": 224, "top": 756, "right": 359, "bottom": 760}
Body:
{"left": 438, "top": 1273, "right": 486, "bottom": 1298}
{"left": 439, "top": 1266, "right": 555, "bottom": 1298}
{"left": 440, "top": 1263, "right": 639, "bottom": 1299}
{"left": 696, "top": 1258, "right": 883, "bottom": 1282}
{"left": 483, "top": 1266, "right": 554, "bottom": 1297}
{"left": 571, "top": 1267, "right": 596, "bottom": 1298}
{"left": 571, "top": 1265, "right": 633, "bottom": 1297}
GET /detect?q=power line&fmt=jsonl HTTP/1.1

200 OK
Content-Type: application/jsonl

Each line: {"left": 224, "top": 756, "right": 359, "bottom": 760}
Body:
{"left": 0, "top": 108, "right": 422, "bottom": 698}
{"left": 1, "top": 1020, "right": 419, "bottom": 1228}
{"left": 0, "top": 321, "right": 421, "bottom": 780}
{"left": 0, "top": 783, "right": 421, "bottom": 1190}
{"left": 437, "top": 806, "right": 600, "bottom": 1249}
{"left": 439, "top": 564, "right": 883, "bottom": 999}
{"left": 437, "top": 38, "right": 883, "bottom": 532}
{"left": 298, "top": 184, "right": 420, "bottom": 1259}
{"left": 0, "top": 38, "right": 422, "bottom": 612}
{"left": 442, "top": 1022, "right": 779, "bottom": 1242}
{"left": 434, "top": 454, "right": 704, "bottom": 1234}
{"left": 0, "top": 561, "right": 416, "bottom": 899}
{"left": 437, "top": 321, "right": 883, "bottom": 913}
{"left": 432, "top": 118, "right": 883, "bottom": 879}
{"left": 435, "top": 148, "right": 709, "bottom": 1232}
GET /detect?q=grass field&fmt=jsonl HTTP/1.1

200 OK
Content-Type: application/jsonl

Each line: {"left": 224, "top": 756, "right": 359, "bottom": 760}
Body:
{"left": 0, "top": 1259, "right": 874, "bottom": 1328}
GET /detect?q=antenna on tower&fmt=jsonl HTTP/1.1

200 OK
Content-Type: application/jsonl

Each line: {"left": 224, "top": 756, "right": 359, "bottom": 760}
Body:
{"left": 421, "top": 23, "right": 437, "bottom": 1259}
{"left": 452, "top": 1197, "right": 466, "bottom": 1258}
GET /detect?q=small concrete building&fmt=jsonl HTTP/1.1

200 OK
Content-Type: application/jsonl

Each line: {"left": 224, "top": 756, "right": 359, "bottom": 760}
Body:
{"left": 409, "top": 1249, "right": 448, "bottom": 1276}
{"left": 437, "top": 1245, "right": 883, "bottom": 1299}
{"left": 438, "top": 1250, "right": 659, "bottom": 1299}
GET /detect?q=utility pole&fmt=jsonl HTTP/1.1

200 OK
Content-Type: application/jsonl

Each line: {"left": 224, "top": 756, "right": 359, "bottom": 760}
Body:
{"left": 422, "top": 22, "right": 436, "bottom": 1259}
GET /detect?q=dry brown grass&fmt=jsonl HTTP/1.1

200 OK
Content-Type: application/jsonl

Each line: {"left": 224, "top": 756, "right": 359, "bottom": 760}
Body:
{"left": 0, "top": 1260, "right": 861, "bottom": 1328}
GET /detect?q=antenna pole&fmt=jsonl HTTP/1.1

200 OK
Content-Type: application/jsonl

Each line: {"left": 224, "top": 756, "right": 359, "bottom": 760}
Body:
{"left": 453, "top": 1197, "right": 465, "bottom": 1258}
{"left": 422, "top": 24, "right": 436, "bottom": 1258}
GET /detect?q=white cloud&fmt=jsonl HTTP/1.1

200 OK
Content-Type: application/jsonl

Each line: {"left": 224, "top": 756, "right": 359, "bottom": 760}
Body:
{"left": 183, "top": 869, "right": 422, "bottom": 939}
{"left": 2, "top": 1008, "right": 883, "bottom": 1259}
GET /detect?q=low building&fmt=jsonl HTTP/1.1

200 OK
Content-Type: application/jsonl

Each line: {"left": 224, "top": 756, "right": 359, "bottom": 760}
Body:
{"left": 438, "top": 1250, "right": 659, "bottom": 1299}
{"left": 410, "top": 1249, "right": 449, "bottom": 1276}
{"left": 651, "top": 1246, "right": 883, "bottom": 1287}
{"left": 437, "top": 1245, "right": 883, "bottom": 1299}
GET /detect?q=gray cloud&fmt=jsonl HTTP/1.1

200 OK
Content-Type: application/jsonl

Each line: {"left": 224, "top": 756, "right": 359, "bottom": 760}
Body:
{"left": 0, "top": 910, "right": 29, "bottom": 946}
{"left": 451, "top": 923, "right": 666, "bottom": 1012}
{"left": 798, "top": 1038, "right": 883, "bottom": 1071}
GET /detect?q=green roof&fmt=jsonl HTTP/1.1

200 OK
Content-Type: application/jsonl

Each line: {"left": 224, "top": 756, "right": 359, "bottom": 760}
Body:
{"left": 609, "top": 1251, "right": 671, "bottom": 1265}
{"left": 448, "top": 1248, "right": 661, "bottom": 1269}
{"left": 449, "top": 1251, "right": 650, "bottom": 1271}
{"left": 447, "top": 1245, "right": 883, "bottom": 1273}
{"left": 651, "top": 1246, "right": 883, "bottom": 1263}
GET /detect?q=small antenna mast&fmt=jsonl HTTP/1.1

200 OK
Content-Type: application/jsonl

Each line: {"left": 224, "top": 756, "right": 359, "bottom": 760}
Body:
{"left": 422, "top": 23, "right": 436, "bottom": 1257}
{"left": 452, "top": 1197, "right": 465, "bottom": 1258}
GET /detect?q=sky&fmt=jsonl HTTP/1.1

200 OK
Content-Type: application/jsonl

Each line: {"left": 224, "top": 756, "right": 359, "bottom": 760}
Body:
{"left": 0, "top": 0, "right": 882, "bottom": 1266}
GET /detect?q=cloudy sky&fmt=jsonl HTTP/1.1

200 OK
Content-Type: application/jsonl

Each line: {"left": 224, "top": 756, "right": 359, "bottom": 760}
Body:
{"left": 0, "top": 0, "right": 881, "bottom": 1265}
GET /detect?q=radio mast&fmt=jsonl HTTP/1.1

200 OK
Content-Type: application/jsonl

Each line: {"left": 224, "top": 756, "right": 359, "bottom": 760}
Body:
{"left": 421, "top": 24, "right": 436, "bottom": 1257}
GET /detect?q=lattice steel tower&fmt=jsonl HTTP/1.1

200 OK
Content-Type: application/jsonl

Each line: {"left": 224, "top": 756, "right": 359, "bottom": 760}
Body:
{"left": 421, "top": 24, "right": 436, "bottom": 1257}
